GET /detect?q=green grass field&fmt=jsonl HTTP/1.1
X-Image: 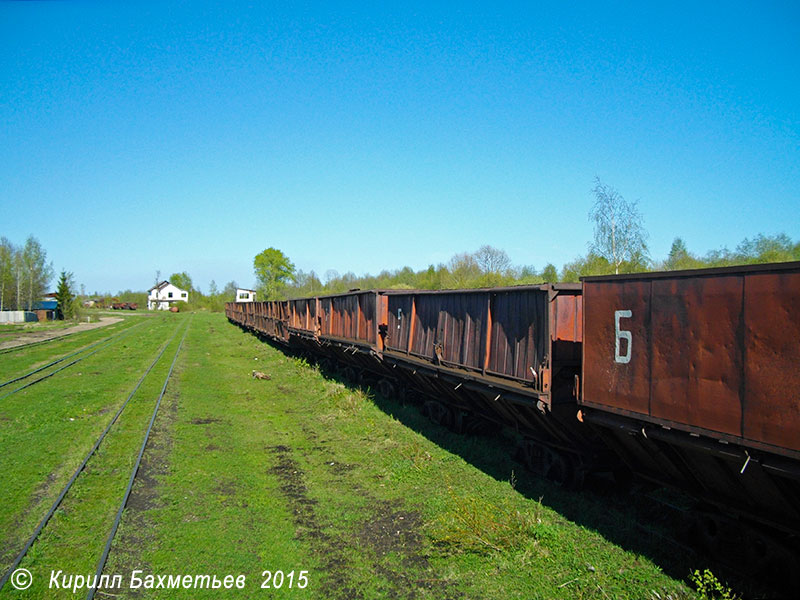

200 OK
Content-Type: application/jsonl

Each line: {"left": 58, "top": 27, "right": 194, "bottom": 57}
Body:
{"left": 0, "top": 312, "right": 706, "bottom": 599}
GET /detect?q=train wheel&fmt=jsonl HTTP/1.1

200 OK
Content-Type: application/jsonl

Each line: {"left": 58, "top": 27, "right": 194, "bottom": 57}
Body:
{"left": 516, "top": 441, "right": 552, "bottom": 479}
{"left": 544, "top": 451, "right": 572, "bottom": 487}
{"left": 462, "top": 414, "right": 498, "bottom": 436}
{"left": 516, "top": 442, "right": 583, "bottom": 488}
{"left": 378, "top": 378, "right": 396, "bottom": 399}
{"left": 422, "top": 400, "right": 452, "bottom": 428}
{"left": 342, "top": 366, "right": 358, "bottom": 383}
{"left": 359, "top": 371, "right": 377, "bottom": 388}
{"left": 691, "top": 512, "right": 724, "bottom": 556}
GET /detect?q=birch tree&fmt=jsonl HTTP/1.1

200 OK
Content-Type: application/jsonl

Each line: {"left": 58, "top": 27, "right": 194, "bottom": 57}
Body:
{"left": 21, "top": 236, "right": 52, "bottom": 309}
{"left": 0, "top": 238, "right": 15, "bottom": 310}
{"left": 588, "top": 178, "right": 649, "bottom": 274}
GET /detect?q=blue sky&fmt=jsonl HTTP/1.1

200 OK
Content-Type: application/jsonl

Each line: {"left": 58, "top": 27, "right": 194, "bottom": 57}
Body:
{"left": 2, "top": 1, "right": 798, "bottom": 293}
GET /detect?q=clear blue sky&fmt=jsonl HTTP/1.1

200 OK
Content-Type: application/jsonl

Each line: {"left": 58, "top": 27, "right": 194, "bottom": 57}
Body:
{"left": 2, "top": 1, "right": 798, "bottom": 294}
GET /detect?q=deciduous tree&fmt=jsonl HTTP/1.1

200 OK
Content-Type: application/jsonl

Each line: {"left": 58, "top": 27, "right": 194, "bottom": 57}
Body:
{"left": 0, "top": 237, "right": 14, "bottom": 310}
{"left": 541, "top": 263, "right": 558, "bottom": 282}
{"left": 222, "top": 281, "right": 238, "bottom": 299}
{"left": 474, "top": 245, "right": 512, "bottom": 275}
{"left": 169, "top": 271, "right": 194, "bottom": 292}
{"left": 589, "top": 178, "right": 649, "bottom": 274}
{"left": 254, "top": 248, "right": 295, "bottom": 300}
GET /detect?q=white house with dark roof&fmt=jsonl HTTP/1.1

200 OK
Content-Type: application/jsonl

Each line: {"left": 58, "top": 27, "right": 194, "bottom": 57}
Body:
{"left": 235, "top": 288, "right": 257, "bottom": 302}
{"left": 147, "top": 281, "right": 189, "bottom": 310}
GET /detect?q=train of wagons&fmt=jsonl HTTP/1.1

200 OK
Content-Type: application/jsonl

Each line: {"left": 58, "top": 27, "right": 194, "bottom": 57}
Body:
{"left": 226, "top": 260, "right": 800, "bottom": 572}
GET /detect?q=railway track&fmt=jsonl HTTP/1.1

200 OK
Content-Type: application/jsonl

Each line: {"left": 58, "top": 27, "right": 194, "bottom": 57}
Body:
{"left": 0, "top": 319, "right": 130, "bottom": 356}
{"left": 0, "top": 316, "right": 192, "bottom": 593}
{"left": 0, "top": 321, "right": 143, "bottom": 390}
{"left": 0, "top": 320, "right": 147, "bottom": 402}
{"left": 86, "top": 316, "right": 191, "bottom": 599}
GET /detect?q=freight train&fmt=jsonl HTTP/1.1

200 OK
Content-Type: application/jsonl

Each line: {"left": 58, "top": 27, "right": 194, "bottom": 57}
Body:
{"left": 226, "top": 261, "right": 800, "bottom": 573}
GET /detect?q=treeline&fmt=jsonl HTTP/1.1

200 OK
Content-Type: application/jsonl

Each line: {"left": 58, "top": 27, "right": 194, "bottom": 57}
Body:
{"left": 283, "top": 233, "right": 800, "bottom": 298}
{"left": 288, "top": 245, "right": 557, "bottom": 297}
{"left": 0, "top": 236, "right": 53, "bottom": 311}
{"left": 561, "top": 233, "right": 800, "bottom": 282}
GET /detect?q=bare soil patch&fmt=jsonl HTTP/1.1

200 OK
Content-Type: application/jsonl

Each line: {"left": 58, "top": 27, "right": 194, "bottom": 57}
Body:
{"left": 268, "top": 444, "right": 363, "bottom": 599}
{"left": 269, "top": 439, "right": 461, "bottom": 600}
{"left": 0, "top": 316, "right": 124, "bottom": 350}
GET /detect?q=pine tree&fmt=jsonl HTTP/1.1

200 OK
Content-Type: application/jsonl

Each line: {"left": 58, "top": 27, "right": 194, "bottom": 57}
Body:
{"left": 54, "top": 270, "right": 75, "bottom": 320}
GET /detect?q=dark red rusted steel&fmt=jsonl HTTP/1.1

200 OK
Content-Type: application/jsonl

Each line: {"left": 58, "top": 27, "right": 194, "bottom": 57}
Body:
{"left": 314, "top": 291, "right": 380, "bottom": 345}
{"left": 581, "top": 261, "right": 800, "bottom": 457}
{"left": 382, "top": 284, "right": 581, "bottom": 395}
{"left": 743, "top": 270, "right": 800, "bottom": 451}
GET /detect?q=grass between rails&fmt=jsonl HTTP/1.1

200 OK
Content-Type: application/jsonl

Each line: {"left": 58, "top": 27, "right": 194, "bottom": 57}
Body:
{"left": 0, "top": 313, "right": 182, "bottom": 582}
{"left": 92, "top": 313, "right": 697, "bottom": 600}
{"left": 0, "top": 316, "right": 143, "bottom": 382}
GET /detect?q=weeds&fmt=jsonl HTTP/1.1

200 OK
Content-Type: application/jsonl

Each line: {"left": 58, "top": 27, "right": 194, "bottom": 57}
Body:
{"left": 431, "top": 482, "right": 545, "bottom": 554}
{"left": 399, "top": 439, "right": 433, "bottom": 471}
{"left": 691, "top": 569, "right": 738, "bottom": 600}
{"left": 322, "top": 380, "right": 367, "bottom": 414}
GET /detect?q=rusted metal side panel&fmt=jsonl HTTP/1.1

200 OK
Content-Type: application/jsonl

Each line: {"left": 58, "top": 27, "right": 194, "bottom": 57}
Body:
{"left": 650, "top": 276, "right": 743, "bottom": 436}
{"left": 288, "top": 298, "right": 314, "bottom": 333}
{"left": 332, "top": 294, "right": 357, "bottom": 340}
{"left": 312, "top": 292, "right": 379, "bottom": 346}
{"left": 582, "top": 280, "right": 651, "bottom": 414}
{"left": 385, "top": 288, "right": 558, "bottom": 386}
{"left": 410, "top": 295, "right": 438, "bottom": 360}
{"left": 553, "top": 293, "right": 582, "bottom": 343}
{"left": 386, "top": 295, "right": 413, "bottom": 352}
{"left": 358, "top": 293, "right": 377, "bottom": 344}
{"left": 583, "top": 262, "right": 800, "bottom": 456}
{"left": 404, "top": 292, "right": 484, "bottom": 368}
{"left": 438, "top": 292, "right": 486, "bottom": 370}
{"left": 319, "top": 297, "right": 333, "bottom": 336}
{"left": 743, "top": 272, "right": 800, "bottom": 452}
{"left": 488, "top": 290, "right": 546, "bottom": 381}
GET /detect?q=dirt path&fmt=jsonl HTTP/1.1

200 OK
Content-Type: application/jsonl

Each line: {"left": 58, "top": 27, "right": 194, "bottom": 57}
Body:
{"left": 0, "top": 316, "right": 124, "bottom": 351}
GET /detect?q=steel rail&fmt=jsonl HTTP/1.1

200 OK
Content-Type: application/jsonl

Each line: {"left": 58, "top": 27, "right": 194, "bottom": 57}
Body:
{"left": 0, "top": 320, "right": 144, "bottom": 390}
{"left": 0, "top": 320, "right": 147, "bottom": 402}
{"left": 0, "top": 320, "right": 184, "bottom": 592}
{"left": 86, "top": 315, "right": 192, "bottom": 600}
{"left": 0, "top": 330, "right": 83, "bottom": 355}
{"left": 0, "top": 316, "right": 144, "bottom": 355}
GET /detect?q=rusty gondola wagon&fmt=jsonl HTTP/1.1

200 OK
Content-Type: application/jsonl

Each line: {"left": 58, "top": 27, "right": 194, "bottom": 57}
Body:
{"left": 579, "top": 261, "right": 800, "bottom": 571}
{"left": 226, "top": 260, "right": 800, "bottom": 573}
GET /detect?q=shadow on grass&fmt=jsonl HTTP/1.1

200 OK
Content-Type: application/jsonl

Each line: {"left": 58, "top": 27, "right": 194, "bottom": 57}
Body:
{"left": 240, "top": 328, "right": 775, "bottom": 599}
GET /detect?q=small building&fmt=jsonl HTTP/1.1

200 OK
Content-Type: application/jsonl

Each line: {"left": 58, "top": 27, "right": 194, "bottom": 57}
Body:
{"left": 147, "top": 281, "right": 189, "bottom": 310}
{"left": 236, "top": 288, "right": 257, "bottom": 303}
{"left": 31, "top": 299, "right": 58, "bottom": 321}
